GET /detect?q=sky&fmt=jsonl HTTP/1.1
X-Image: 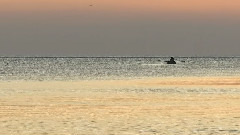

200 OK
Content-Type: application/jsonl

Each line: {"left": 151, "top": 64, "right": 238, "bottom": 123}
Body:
{"left": 1, "top": 0, "right": 240, "bottom": 56}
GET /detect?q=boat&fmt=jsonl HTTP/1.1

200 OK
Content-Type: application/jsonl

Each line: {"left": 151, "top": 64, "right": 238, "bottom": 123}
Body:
{"left": 165, "top": 57, "right": 176, "bottom": 64}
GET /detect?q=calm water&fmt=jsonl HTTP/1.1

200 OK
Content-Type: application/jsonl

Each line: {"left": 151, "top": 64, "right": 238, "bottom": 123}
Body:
{"left": 0, "top": 57, "right": 240, "bottom": 80}
{"left": 1, "top": 57, "right": 240, "bottom": 135}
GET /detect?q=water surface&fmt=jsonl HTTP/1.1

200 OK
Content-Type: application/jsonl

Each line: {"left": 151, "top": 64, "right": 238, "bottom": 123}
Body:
{"left": 0, "top": 57, "right": 240, "bottom": 135}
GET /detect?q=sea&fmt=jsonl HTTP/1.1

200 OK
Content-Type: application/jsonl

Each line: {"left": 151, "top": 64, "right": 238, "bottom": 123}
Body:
{"left": 1, "top": 57, "right": 240, "bottom": 80}
{"left": 1, "top": 57, "right": 240, "bottom": 135}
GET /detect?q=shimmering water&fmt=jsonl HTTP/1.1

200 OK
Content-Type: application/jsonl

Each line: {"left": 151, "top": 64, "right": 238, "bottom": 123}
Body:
{"left": 0, "top": 57, "right": 240, "bottom": 80}
{"left": 0, "top": 57, "right": 240, "bottom": 135}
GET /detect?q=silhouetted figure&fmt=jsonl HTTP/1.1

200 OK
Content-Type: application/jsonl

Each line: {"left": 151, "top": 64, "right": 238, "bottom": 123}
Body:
{"left": 165, "top": 57, "right": 176, "bottom": 64}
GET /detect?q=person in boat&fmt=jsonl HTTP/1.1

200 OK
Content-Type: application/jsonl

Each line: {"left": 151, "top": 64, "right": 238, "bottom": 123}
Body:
{"left": 165, "top": 57, "right": 176, "bottom": 64}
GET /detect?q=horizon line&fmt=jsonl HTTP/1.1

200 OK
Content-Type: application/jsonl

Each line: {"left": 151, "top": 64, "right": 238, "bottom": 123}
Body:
{"left": 0, "top": 56, "right": 240, "bottom": 58}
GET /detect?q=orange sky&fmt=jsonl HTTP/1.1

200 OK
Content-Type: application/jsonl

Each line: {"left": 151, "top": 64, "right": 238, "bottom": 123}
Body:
{"left": 1, "top": 1, "right": 240, "bottom": 56}
{"left": 1, "top": 0, "right": 240, "bottom": 16}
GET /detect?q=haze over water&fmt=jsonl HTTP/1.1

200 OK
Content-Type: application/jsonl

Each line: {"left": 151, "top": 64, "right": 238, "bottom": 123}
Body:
{"left": 0, "top": 57, "right": 240, "bottom": 135}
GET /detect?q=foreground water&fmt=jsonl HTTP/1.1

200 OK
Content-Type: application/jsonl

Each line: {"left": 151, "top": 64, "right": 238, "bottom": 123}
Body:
{"left": 0, "top": 57, "right": 240, "bottom": 135}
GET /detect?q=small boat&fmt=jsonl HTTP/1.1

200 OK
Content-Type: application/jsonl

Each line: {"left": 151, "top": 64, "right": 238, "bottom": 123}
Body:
{"left": 165, "top": 57, "right": 176, "bottom": 64}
